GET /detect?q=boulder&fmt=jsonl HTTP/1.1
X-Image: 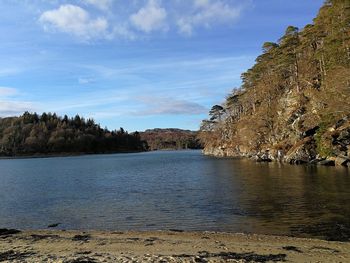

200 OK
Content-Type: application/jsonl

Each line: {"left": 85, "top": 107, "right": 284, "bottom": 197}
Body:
{"left": 256, "top": 151, "right": 273, "bottom": 162}
{"left": 335, "top": 156, "right": 350, "bottom": 167}
{"left": 318, "top": 159, "right": 336, "bottom": 166}
{"left": 310, "top": 158, "right": 325, "bottom": 164}
{"left": 302, "top": 126, "right": 320, "bottom": 138}
{"left": 256, "top": 157, "right": 272, "bottom": 163}
{"left": 335, "top": 115, "right": 350, "bottom": 128}
{"left": 202, "top": 147, "right": 226, "bottom": 157}
{"left": 338, "top": 129, "right": 350, "bottom": 144}
{"left": 284, "top": 138, "right": 317, "bottom": 164}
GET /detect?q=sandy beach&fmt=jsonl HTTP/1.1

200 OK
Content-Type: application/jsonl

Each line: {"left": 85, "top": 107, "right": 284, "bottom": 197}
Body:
{"left": 0, "top": 229, "right": 349, "bottom": 262}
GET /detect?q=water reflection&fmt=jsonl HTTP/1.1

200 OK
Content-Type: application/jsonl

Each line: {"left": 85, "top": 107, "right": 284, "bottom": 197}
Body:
{"left": 208, "top": 159, "right": 350, "bottom": 239}
{"left": 0, "top": 151, "right": 349, "bottom": 240}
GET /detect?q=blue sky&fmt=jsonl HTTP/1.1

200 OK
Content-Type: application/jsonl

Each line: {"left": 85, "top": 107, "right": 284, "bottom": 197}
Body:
{"left": 0, "top": 0, "right": 324, "bottom": 131}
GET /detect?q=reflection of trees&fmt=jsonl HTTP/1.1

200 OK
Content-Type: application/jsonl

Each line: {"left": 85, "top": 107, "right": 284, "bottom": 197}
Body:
{"left": 206, "top": 159, "right": 350, "bottom": 236}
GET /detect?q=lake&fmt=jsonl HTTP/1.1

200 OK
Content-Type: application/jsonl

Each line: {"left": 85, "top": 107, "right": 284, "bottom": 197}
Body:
{"left": 0, "top": 150, "right": 349, "bottom": 240}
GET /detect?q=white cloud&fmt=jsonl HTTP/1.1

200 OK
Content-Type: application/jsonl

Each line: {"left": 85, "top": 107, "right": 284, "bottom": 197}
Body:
{"left": 83, "top": 0, "right": 113, "bottom": 11}
{"left": 136, "top": 96, "right": 207, "bottom": 115}
{"left": 39, "top": 4, "right": 108, "bottom": 40}
{"left": 130, "top": 0, "right": 167, "bottom": 33}
{"left": 177, "top": 0, "right": 241, "bottom": 35}
{"left": 38, "top": 1, "right": 245, "bottom": 40}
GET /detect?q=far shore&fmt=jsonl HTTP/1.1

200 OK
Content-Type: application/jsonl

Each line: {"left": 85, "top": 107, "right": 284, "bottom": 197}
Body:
{"left": 0, "top": 229, "right": 349, "bottom": 262}
{"left": 0, "top": 150, "right": 147, "bottom": 160}
{"left": 0, "top": 149, "right": 203, "bottom": 160}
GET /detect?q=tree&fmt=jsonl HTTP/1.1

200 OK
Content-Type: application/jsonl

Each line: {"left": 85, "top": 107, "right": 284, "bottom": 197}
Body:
{"left": 209, "top": 105, "right": 225, "bottom": 122}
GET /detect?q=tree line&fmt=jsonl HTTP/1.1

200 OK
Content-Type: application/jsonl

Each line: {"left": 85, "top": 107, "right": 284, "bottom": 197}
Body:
{"left": 199, "top": 0, "right": 350, "bottom": 159}
{"left": 0, "top": 112, "right": 147, "bottom": 156}
{"left": 140, "top": 128, "right": 202, "bottom": 151}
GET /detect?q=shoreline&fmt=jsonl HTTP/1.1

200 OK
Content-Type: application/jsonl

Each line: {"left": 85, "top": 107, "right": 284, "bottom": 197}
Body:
{"left": 0, "top": 150, "right": 147, "bottom": 160}
{"left": 203, "top": 148, "right": 350, "bottom": 168}
{"left": 0, "top": 149, "right": 204, "bottom": 160}
{"left": 1, "top": 229, "right": 349, "bottom": 262}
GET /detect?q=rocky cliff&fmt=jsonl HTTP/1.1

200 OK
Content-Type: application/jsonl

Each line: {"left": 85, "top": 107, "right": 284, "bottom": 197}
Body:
{"left": 199, "top": 0, "right": 350, "bottom": 167}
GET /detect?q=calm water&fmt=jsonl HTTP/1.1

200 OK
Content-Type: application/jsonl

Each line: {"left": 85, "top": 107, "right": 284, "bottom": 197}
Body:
{"left": 0, "top": 150, "right": 350, "bottom": 240}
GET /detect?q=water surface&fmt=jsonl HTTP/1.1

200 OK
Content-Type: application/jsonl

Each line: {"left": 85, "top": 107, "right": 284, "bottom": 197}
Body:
{"left": 0, "top": 150, "right": 349, "bottom": 240}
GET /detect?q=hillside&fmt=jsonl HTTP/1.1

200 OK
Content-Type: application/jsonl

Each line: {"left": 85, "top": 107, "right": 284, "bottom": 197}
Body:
{"left": 199, "top": 0, "right": 350, "bottom": 166}
{"left": 0, "top": 112, "right": 147, "bottom": 157}
{"left": 140, "top": 128, "right": 202, "bottom": 151}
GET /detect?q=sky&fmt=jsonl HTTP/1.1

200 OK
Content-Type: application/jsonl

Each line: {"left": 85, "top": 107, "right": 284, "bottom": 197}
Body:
{"left": 0, "top": 0, "right": 325, "bottom": 131}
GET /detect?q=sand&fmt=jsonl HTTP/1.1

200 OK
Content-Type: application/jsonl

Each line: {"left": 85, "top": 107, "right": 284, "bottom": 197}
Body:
{"left": 0, "top": 229, "right": 349, "bottom": 262}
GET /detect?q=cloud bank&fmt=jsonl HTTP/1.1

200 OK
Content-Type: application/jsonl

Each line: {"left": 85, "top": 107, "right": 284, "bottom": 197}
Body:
{"left": 38, "top": 0, "right": 246, "bottom": 41}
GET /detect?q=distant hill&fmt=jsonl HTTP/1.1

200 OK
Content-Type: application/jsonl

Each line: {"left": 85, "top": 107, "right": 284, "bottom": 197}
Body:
{"left": 0, "top": 112, "right": 147, "bottom": 157}
{"left": 140, "top": 128, "right": 202, "bottom": 151}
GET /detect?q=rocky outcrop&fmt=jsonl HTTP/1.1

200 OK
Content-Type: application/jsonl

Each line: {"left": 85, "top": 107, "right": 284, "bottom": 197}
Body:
{"left": 202, "top": 146, "right": 239, "bottom": 158}
{"left": 335, "top": 156, "right": 350, "bottom": 166}
{"left": 199, "top": 1, "right": 350, "bottom": 168}
{"left": 284, "top": 138, "right": 317, "bottom": 164}
{"left": 204, "top": 118, "right": 350, "bottom": 167}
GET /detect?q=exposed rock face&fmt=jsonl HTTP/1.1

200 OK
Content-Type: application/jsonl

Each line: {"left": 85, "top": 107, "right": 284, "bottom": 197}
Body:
{"left": 202, "top": 147, "right": 226, "bottom": 157}
{"left": 284, "top": 138, "right": 317, "bottom": 164}
{"left": 335, "top": 156, "right": 350, "bottom": 166}
{"left": 202, "top": 146, "right": 239, "bottom": 158}
{"left": 199, "top": 1, "right": 350, "bottom": 167}
{"left": 203, "top": 118, "right": 350, "bottom": 167}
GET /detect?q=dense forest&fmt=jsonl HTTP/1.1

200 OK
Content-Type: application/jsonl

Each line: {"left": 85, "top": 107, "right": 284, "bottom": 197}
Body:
{"left": 199, "top": 0, "right": 350, "bottom": 166}
{"left": 0, "top": 112, "right": 147, "bottom": 156}
{"left": 140, "top": 128, "right": 202, "bottom": 151}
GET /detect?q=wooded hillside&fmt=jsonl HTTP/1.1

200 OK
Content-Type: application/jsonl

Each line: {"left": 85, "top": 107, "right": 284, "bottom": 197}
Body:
{"left": 140, "top": 128, "right": 202, "bottom": 151}
{"left": 199, "top": 0, "right": 350, "bottom": 166}
{"left": 0, "top": 112, "right": 147, "bottom": 156}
